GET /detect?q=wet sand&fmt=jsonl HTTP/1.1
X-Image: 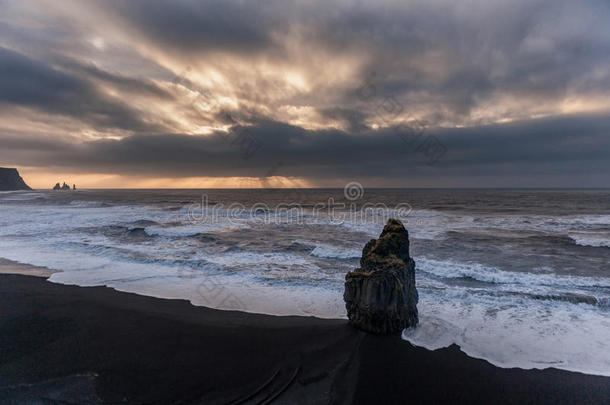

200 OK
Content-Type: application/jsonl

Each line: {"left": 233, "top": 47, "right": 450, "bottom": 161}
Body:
{"left": 0, "top": 272, "right": 609, "bottom": 404}
{"left": 0, "top": 258, "right": 56, "bottom": 278}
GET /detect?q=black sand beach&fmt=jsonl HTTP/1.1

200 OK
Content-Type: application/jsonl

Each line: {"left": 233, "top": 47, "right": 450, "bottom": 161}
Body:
{"left": 1, "top": 273, "right": 609, "bottom": 404}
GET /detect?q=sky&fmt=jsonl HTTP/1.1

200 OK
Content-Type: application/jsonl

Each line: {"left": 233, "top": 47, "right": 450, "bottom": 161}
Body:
{"left": 0, "top": 0, "right": 609, "bottom": 188}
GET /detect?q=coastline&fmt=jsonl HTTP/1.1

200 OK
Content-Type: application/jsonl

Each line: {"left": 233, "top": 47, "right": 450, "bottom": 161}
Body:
{"left": 1, "top": 272, "right": 609, "bottom": 404}
{"left": 0, "top": 258, "right": 57, "bottom": 278}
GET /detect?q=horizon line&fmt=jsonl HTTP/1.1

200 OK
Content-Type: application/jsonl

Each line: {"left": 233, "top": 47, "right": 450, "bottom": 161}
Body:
{"left": 22, "top": 187, "right": 610, "bottom": 191}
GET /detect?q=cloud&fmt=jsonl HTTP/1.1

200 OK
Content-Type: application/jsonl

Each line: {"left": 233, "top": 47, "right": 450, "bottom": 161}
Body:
{"left": 94, "top": 0, "right": 285, "bottom": 54}
{"left": 1, "top": 114, "right": 608, "bottom": 187}
{"left": 0, "top": 47, "right": 168, "bottom": 133}
{"left": 46, "top": 0, "right": 610, "bottom": 125}
{"left": 0, "top": 0, "right": 609, "bottom": 186}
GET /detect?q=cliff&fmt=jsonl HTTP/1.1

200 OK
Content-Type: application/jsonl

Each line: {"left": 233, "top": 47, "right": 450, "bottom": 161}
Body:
{"left": 0, "top": 168, "right": 32, "bottom": 191}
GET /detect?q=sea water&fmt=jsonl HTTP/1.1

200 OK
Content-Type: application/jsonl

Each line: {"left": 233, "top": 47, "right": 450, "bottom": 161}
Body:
{"left": 0, "top": 188, "right": 609, "bottom": 376}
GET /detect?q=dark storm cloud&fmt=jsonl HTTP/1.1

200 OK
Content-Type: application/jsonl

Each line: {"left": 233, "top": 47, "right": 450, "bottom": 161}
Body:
{"left": 2, "top": 114, "right": 608, "bottom": 186}
{"left": 0, "top": 47, "right": 167, "bottom": 132}
{"left": 96, "top": 0, "right": 286, "bottom": 54}
{"left": 56, "top": 58, "right": 173, "bottom": 100}
{"left": 327, "top": 1, "right": 610, "bottom": 121}
{"left": 96, "top": 0, "right": 610, "bottom": 120}
{"left": 317, "top": 107, "right": 369, "bottom": 132}
{"left": 1, "top": 0, "right": 609, "bottom": 186}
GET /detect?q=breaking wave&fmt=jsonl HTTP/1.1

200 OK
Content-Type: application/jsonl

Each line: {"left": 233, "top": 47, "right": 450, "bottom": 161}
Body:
{"left": 417, "top": 257, "right": 610, "bottom": 289}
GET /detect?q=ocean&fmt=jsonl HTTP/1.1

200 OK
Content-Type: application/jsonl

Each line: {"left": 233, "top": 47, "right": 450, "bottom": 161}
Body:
{"left": 0, "top": 188, "right": 609, "bottom": 376}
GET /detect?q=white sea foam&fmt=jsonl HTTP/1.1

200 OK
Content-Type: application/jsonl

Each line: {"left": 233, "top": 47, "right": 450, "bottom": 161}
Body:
{"left": 0, "top": 235, "right": 345, "bottom": 318}
{"left": 569, "top": 232, "right": 610, "bottom": 248}
{"left": 403, "top": 299, "right": 610, "bottom": 377}
{"left": 310, "top": 244, "right": 361, "bottom": 259}
{"left": 144, "top": 222, "right": 248, "bottom": 237}
{"left": 66, "top": 200, "right": 95, "bottom": 207}
{"left": 0, "top": 191, "right": 47, "bottom": 200}
{"left": 402, "top": 256, "right": 610, "bottom": 376}
{"left": 417, "top": 257, "right": 610, "bottom": 289}
{"left": 204, "top": 251, "right": 310, "bottom": 267}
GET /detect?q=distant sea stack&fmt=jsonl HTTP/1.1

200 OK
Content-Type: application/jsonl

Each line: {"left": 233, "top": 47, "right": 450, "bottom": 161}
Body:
{"left": 344, "top": 218, "right": 418, "bottom": 334}
{"left": 53, "top": 182, "right": 72, "bottom": 191}
{"left": 0, "top": 167, "right": 32, "bottom": 191}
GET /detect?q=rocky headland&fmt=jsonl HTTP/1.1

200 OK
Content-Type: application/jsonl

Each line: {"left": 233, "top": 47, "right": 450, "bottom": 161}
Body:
{"left": 0, "top": 167, "right": 31, "bottom": 191}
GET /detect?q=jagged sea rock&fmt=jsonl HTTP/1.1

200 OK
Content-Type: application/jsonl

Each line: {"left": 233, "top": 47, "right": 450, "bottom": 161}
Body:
{"left": 344, "top": 218, "right": 418, "bottom": 334}
{"left": 53, "top": 182, "right": 71, "bottom": 191}
{"left": 0, "top": 168, "right": 31, "bottom": 191}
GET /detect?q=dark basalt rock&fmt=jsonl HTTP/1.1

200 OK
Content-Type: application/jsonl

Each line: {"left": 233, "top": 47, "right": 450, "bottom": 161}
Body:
{"left": 344, "top": 218, "right": 418, "bottom": 334}
{"left": 53, "top": 182, "right": 71, "bottom": 191}
{"left": 0, "top": 168, "right": 31, "bottom": 191}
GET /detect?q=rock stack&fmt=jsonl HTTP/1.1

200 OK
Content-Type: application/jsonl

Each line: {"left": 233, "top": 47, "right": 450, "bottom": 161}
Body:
{"left": 53, "top": 182, "right": 71, "bottom": 191}
{"left": 344, "top": 218, "right": 418, "bottom": 334}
